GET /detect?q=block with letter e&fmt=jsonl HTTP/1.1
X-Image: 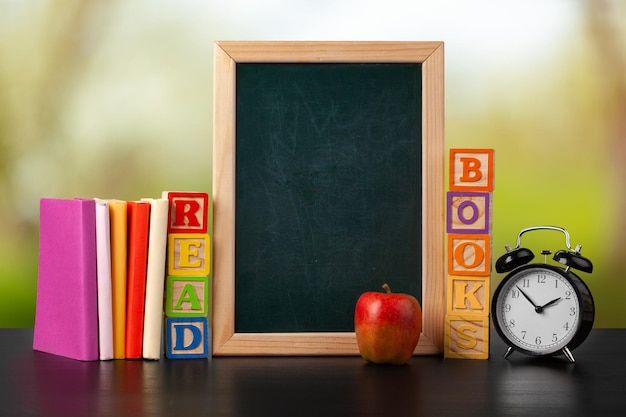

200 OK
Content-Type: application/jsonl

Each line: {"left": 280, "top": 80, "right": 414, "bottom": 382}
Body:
{"left": 163, "top": 191, "right": 209, "bottom": 234}
{"left": 444, "top": 315, "right": 489, "bottom": 359}
{"left": 449, "top": 149, "right": 494, "bottom": 192}
{"left": 166, "top": 276, "right": 209, "bottom": 317}
{"left": 166, "top": 317, "right": 209, "bottom": 359}
{"left": 168, "top": 233, "right": 210, "bottom": 276}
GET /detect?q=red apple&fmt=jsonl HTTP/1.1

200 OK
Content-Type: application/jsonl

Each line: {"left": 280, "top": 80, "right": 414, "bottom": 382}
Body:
{"left": 354, "top": 283, "right": 422, "bottom": 365}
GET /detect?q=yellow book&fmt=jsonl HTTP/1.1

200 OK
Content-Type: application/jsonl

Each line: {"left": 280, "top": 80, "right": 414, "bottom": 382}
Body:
{"left": 107, "top": 199, "right": 128, "bottom": 359}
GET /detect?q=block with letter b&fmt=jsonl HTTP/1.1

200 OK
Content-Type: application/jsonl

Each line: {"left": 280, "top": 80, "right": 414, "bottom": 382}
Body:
{"left": 163, "top": 191, "right": 209, "bottom": 234}
{"left": 165, "top": 317, "right": 209, "bottom": 359}
{"left": 449, "top": 149, "right": 494, "bottom": 192}
{"left": 166, "top": 276, "right": 209, "bottom": 317}
{"left": 167, "top": 233, "right": 210, "bottom": 276}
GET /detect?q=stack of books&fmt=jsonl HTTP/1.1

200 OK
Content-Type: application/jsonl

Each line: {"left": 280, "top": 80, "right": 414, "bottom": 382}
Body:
{"left": 32, "top": 191, "right": 210, "bottom": 361}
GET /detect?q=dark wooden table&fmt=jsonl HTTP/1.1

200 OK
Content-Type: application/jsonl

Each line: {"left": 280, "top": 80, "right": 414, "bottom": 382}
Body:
{"left": 1, "top": 328, "right": 624, "bottom": 416}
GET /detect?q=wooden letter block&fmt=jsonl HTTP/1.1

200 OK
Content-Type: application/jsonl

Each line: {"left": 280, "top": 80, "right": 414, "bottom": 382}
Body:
{"left": 444, "top": 315, "right": 489, "bottom": 359}
{"left": 164, "top": 191, "right": 209, "bottom": 234}
{"left": 449, "top": 149, "right": 494, "bottom": 192}
{"left": 168, "top": 233, "right": 210, "bottom": 276}
{"left": 448, "top": 234, "right": 491, "bottom": 276}
{"left": 166, "top": 317, "right": 209, "bottom": 359}
{"left": 446, "top": 191, "right": 491, "bottom": 234}
{"left": 166, "top": 276, "right": 209, "bottom": 317}
{"left": 446, "top": 275, "right": 489, "bottom": 316}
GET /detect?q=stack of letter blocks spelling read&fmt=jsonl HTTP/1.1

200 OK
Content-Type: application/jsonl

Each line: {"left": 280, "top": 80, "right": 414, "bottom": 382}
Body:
{"left": 445, "top": 149, "right": 494, "bottom": 360}
{"left": 32, "top": 191, "right": 210, "bottom": 361}
{"left": 164, "top": 192, "right": 211, "bottom": 359}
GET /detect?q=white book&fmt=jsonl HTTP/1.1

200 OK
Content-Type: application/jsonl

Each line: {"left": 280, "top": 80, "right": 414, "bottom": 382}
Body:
{"left": 94, "top": 199, "right": 114, "bottom": 360}
{"left": 141, "top": 198, "right": 169, "bottom": 359}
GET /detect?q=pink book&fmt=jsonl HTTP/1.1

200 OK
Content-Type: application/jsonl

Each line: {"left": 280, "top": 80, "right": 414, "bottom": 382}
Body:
{"left": 33, "top": 198, "right": 99, "bottom": 361}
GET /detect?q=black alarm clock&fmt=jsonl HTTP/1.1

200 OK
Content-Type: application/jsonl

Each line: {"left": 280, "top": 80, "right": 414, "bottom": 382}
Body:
{"left": 491, "top": 226, "right": 595, "bottom": 363}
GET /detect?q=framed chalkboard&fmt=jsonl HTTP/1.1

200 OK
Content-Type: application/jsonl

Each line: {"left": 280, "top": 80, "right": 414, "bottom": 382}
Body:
{"left": 213, "top": 41, "right": 444, "bottom": 355}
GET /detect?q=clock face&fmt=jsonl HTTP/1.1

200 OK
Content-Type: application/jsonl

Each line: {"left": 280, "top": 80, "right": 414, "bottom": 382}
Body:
{"left": 494, "top": 266, "right": 581, "bottom": 355}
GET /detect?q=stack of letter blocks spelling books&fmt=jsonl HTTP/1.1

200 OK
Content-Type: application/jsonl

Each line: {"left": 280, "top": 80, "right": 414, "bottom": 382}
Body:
{"left": 33, "top": 191, "right": 210, "bottom": 361}
{"left": 444, "top": 149, "right": 494, "bottom": 360}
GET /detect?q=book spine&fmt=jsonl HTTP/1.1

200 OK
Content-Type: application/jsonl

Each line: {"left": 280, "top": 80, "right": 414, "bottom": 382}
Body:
{"left": 95, "top": 200, "right": 114, "bottom": 360}
{"left": 125, "top": 201, "right": 151, "bottom": 359}
{"left": 141, "top": 198, "right": 169, "bottom": 359}
{"left": 108, "top": 200, "right": 128, "bottom": 359}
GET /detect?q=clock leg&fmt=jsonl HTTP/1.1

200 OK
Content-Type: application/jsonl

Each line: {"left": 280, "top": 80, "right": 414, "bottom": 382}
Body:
{"left": 562, "top": 346, "right": 575, "bottom": 363}
{"left": 503, "top": 346, "right": 514, "bottom": 359}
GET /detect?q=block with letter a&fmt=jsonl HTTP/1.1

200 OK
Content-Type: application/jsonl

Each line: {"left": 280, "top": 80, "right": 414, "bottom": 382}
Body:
{"left": 445, "top": 149, "right": 494, "bottom": 359}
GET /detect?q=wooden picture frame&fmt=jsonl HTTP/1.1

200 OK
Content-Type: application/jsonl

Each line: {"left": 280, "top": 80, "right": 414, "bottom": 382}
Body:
{"left": 212, "top": 41, "right": 445, "bottom": 355}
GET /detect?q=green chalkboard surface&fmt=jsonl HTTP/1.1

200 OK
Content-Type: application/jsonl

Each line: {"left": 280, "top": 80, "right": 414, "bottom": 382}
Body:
{"left": 235, "top": 63, "right": 423, "bottom": 333}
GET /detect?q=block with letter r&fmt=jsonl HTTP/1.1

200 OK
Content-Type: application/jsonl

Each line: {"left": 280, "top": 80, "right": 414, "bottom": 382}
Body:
{"left": 163, "top": 191, "right": 209, "bottom": 234}
{"left": 449, "top": 149, "right": 494, "bottom": 192}
{"left": 166, "top": 317, "right": 209, "bottom": 359}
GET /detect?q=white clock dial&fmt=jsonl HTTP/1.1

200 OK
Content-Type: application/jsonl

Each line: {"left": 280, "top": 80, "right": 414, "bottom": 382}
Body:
{"left": 495, "top": 267, "right": 580, "bottom": 355}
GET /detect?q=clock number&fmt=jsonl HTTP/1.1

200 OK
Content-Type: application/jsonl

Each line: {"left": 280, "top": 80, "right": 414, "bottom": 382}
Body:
{"left": 521, "top": 330, "right": 527, "bottom": 339}
{"left": 563, "top": 322, "right": 570, "bottom": 331}
{"left": 552, "top": 333, "right": 558, "bottom": 343}
{"left": 570, "top": 307, "right": 576, "bottom": 316}
{"left": 511, "top": 289, "right": 520, "bottom": 299}
{"left": 509, "top": 319, "right": 515, "bottom": 328}
{"left": 537, "top": 274, "right": 546, "bottom": 284}
{"left": 565, "top": 290, "right": 572, "bottom": 300}
{"left": 522, "top": 278, "right": 530, "bottom": 288}
{"left": 535, "top": 336, "right": 542, "bottom": 345}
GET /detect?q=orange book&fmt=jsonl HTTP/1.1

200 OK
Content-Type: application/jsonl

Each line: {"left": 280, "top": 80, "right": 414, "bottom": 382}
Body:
{"left": 106, "top": 200, "right": 128, "bottom": 359}
{"left": 125, "top": 201, "right": 151, "bottom": 359}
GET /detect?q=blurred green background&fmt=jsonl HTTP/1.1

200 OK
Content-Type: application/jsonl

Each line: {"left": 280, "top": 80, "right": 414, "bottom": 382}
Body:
{"left": 1, "top": 0, "right": 624, "bottom": 328}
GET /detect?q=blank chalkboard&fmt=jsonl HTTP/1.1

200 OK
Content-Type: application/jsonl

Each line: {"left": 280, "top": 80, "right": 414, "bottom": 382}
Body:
{"left": 235, "top": 63, "right": 422, "bottom": 332}
{"left": 212, "top": 41, "right": 445, "bottom": 356}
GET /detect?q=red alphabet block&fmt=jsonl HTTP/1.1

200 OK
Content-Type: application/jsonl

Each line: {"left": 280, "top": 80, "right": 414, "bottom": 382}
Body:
{"left": 163, "top": 191, "right": 209, "bottom": 234}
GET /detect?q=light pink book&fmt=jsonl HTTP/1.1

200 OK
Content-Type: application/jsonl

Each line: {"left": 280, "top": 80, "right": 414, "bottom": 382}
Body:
{"left": 33, "top": 198, "right": 99, "bottom": 361}
{"left": 95, "top": 199, "right": 114, "bottom": 360}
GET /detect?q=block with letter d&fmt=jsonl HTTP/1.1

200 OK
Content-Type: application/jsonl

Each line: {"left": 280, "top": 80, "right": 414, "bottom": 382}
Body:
{"left": 166, "top": 317, "right": 209, "bottom": 359}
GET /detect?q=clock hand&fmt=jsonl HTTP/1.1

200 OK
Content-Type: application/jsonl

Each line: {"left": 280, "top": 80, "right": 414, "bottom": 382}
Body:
{"left": 516, "top": 286, "right": 540, "bottom": 310}
{"left": 539, "top": 297, "right": 562, "bottom": 309}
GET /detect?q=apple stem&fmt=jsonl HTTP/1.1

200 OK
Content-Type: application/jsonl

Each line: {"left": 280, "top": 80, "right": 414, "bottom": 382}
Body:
{"left": 382, "top": 283, "right": 391, "bottom": 294}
